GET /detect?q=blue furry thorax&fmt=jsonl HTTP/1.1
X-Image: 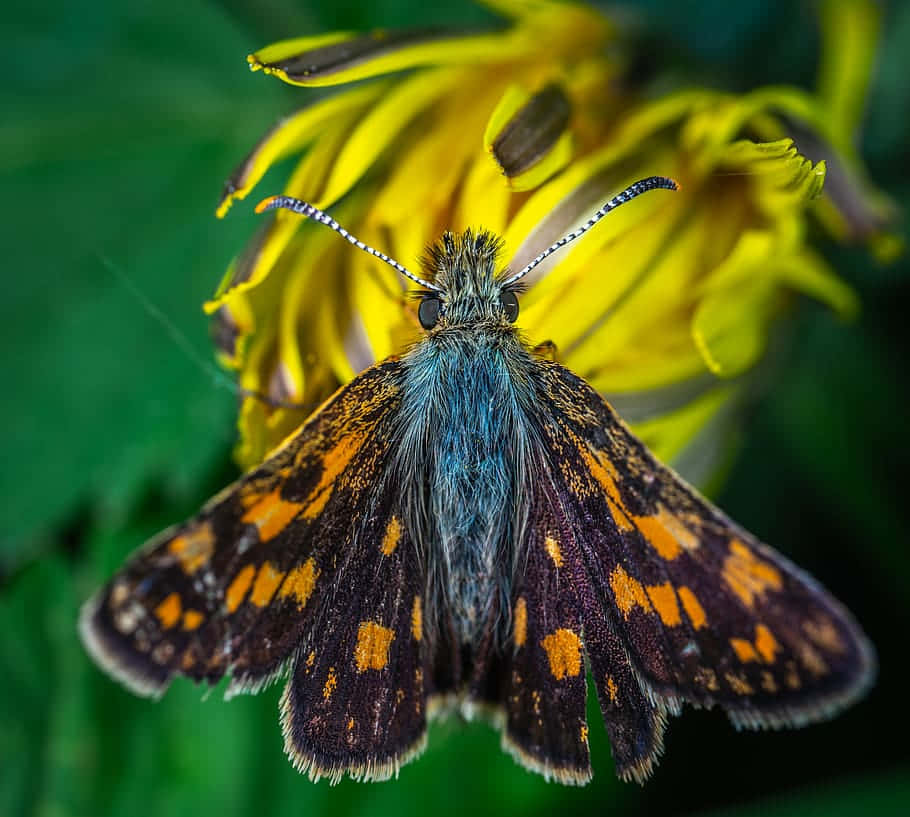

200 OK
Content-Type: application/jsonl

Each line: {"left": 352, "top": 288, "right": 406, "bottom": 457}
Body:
{"left": 394, "top": 229, "right": 537, "bottom": 646}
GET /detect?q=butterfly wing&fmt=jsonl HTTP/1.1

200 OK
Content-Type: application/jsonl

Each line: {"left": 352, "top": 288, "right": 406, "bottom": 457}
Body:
{"left": 80, "top": 358, "right": 429, "bottom": 781}
{"left": 515, "top": 359, "right": 875, "bottom": 781}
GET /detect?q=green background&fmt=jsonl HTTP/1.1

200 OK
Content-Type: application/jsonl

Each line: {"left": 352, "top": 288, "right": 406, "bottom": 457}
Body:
{"left": 2, "top": 1, "right": 908, "bottom": 815}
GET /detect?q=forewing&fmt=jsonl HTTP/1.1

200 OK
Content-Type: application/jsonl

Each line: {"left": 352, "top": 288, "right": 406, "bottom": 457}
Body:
{"left": 532, "top": 360, "right": 875, "bottom": 777}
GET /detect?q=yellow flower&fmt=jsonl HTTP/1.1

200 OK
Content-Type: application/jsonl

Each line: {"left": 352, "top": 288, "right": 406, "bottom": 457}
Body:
{"left": 210, "top": 0, "right": 893, "bottom": 475}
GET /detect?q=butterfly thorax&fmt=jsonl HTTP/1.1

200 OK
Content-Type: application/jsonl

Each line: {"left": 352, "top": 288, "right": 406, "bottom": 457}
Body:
{"left": 394, "top": 230, "right": 538, "bottom": 646}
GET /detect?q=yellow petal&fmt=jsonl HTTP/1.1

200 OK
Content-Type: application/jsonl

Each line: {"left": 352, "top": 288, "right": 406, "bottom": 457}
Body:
{"left": 817, "top": 0, "right": 882, "bottom": 152}
{"left": 318, "top": 66, "right": 463, "bottom": 206}
{"left": 631, "top": 383, "right": 739, "bottom": 472}
{"left": 692, "top": 277, "right": 777, "bottom": 378}
{"left": 216, "top": 82, "right": 388, "bottom": 217}
{"left": 371, "top": 76, "right": 500, "bottom": 229}
{"left": 454, "top": 154, "right": 514, "bottom": 237}
{"left": 249, "top": 28, "right": 530, "bottom": 88}
{"left": 204, "top": 214, "right": 301, "bottom": 313}
{"left": 776, "top": 249, "right": 860, "bottom": 320}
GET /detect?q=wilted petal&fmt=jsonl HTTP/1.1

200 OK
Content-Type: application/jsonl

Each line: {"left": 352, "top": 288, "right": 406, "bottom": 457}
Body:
{"left": 249, "top": 28, "right": 522, "bottom": 87}
{"left": 484, "top": 82, "right": 573, "bottom": 190}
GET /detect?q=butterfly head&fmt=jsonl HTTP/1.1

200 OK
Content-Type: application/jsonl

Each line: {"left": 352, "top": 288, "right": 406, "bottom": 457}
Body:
{"left": 415, "top": 229, "right": 519, "bottom": 331}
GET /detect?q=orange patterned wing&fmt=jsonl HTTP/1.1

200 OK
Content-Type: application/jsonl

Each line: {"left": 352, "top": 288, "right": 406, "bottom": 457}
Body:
{"left": 81, "top": 359, "right": 429, "bottom": 781}
{"left": 529, "top": 359, "right": 876, "bottom": 781}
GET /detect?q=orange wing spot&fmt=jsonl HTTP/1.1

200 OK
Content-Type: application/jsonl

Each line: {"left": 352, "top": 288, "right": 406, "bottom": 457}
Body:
{"left": 796, "top": 640, "right": 829, "bottom": 677}
{"left": 514, "top": 597, "right": 528, "bottom": 647}
{"left": 241, "top": 489, "right": 304, "bottom": 542}
{"left": 544, "top": 535, "right": 564, "bottom": 567}
{"left": 154, "top": 592, "right": 182, "bottom": 629}
{"left": 724, "top": 671, "right": 754, "bottom": 695}
{"left": 677, "top": 585, "right": 708, "bottom": 629}
{"left": 541, "top": 628, "right": 582, "bottom": 680}
{"left": 167, "top": 522, "right": 215, "bottom": 574}
{"left": 305, "top": 651, "right": 316, "bottom": 672}
{"left": 634, "top": 505, "right": 699, "bottom": 561}
{"left": 582, "top": 448, "right": 634, "bottom": 531}
{"left": 411, "top": 596, "right": 423, "bottom": 642}
{"left": 754, "top": 624, "right": 780, "bottom": 664}
{"left": 250, "top": 561, "right": 285, "bottom": 607}
{"left": 225, "top": 564, "right": 256, "bottom": 612}
{"left": 347, "top": 717, "right": 355, "bottom": 731}
{"left": 784, "top": 662, "right": 801, "bottom": 689}
{"left": 802, "top": 616, "right": 846, "bottom": 653}
{"left": 354, "top": 621, "right": 395, "bottom": 672}
{"left": 580, "top": 725, "right": 589, "bottom": 744}
{"left": 730, "top": 624, "right": 779, "bottom": 664}
{"left": 181, "top": 609, "right": 204, "bottom": 631}
{"left": 323, "top": 667, "right": 337, "bottom": 700}
{"left": 381, "top": 515, "right": 402, "bottom": 555}
{"left": 279, "top": 558, "right": 319, "bottom": 607}
{"left": 730, "top": 637, "right": 760, "bottom": 662}
{"left": 695, "top": 667, "right": 719, "bottom": 691}
{"left": 301, "top": 433, "right": 365, "bottom": 520}
{"left": 645, "top": 582, "right": 682, "bottom": 627}
{"left": 761, "top": 671, "right": 778, "bottom": 693}
{"left": 633, "top": 515, "right": 680, "bottom": 560}
{"left": 606, "top": 675, "right": 620, "bottom": 705}
{"left": 609, "top": 564, "right": 652, "bottom": 617}
{"left": 722, "top": 539, "right": 783, "bottom": 607}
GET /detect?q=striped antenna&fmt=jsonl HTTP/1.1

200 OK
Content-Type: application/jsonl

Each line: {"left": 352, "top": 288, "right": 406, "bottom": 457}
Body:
{"left": 255, "top": 195, "right": 442, "bottom": 291}
{"left": 500, "top": 176, "right": 679, "bottom": 286}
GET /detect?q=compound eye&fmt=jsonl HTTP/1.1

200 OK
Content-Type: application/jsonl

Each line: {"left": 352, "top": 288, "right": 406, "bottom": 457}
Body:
{"left": 418, "top": 296, "right": 442, "bottom": 329}
{"left": 500, "top": 289, "right": 519, "bottom": 323}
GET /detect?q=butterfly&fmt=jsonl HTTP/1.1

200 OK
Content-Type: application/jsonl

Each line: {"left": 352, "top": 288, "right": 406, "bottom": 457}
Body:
{"left": 80, "top": 176, "right": 875, "bottom": 785}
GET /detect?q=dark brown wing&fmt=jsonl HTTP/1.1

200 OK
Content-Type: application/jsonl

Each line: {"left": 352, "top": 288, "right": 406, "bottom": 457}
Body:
{"left": 526, "top": 359, "right": 875, "bottom": 781}
{"left": 80, "top": 359, "right": 429, "bottom": 782}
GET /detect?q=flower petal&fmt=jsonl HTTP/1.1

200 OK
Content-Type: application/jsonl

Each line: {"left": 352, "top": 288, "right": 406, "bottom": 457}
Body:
{"left": 776, "top": 249, "right": 859, "bottom": 320}
{"left": 817, "top": 0, "right": 882, "bottom": 149}
{"left": 216, "top": 82, "right": 388, "bottom": 217}
{"left": 692, "top": 276, "right": 776, "bottom": 378}
{"left": 630, "top": 382, "right": 739, "bottom": 473}
{"left": 782, "top": 116, "right": 897, "bottom": 244}
{"left": 204, "top": 214, "right": 301, "bottom": 313}
{"left": 248, "top": 28, "right": 526, "bottom": 88}
{"left": 484, "top": 82, "right": 573, "bottom": 190}
{"left": 318, "top": 66, "right": 463, "bottom": 206}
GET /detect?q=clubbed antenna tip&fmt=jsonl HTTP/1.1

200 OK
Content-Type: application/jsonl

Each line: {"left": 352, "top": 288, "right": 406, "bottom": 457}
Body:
{"left": 501, "top": 175, "right": 680, "bottom": 286}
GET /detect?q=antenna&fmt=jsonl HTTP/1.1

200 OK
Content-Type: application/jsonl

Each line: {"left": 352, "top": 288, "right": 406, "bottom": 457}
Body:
{"left": 500, "top": 176, "right": 679, "bottom": 286}
{"left": 255, "top": 195, "right": 442, "bottom": 291}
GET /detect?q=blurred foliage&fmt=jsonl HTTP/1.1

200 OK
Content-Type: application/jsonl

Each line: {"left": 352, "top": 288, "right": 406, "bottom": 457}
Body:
{"left": 1, "top": 1, "right": 908, "bottom": 816}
